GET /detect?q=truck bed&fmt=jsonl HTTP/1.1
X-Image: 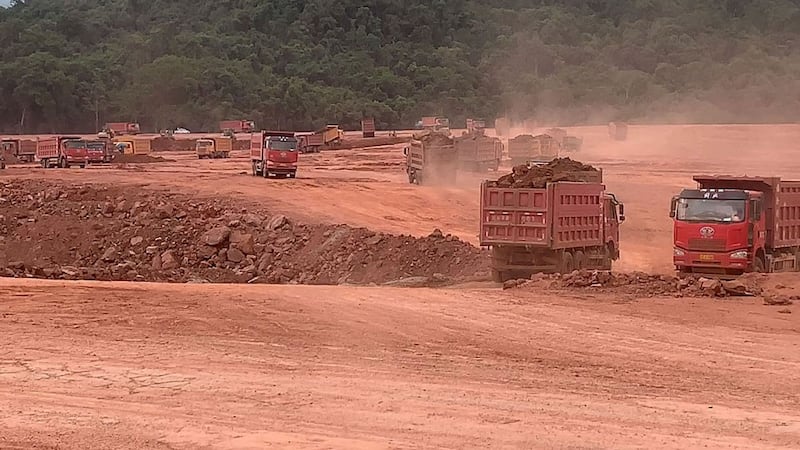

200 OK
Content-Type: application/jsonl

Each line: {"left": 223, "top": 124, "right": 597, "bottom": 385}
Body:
{"left": 480, "top": 182, "right": 604, "bottom": 249}
{"left": 694, "top": 176, "right": 800, "bottom": 249}
{"left": 455, "top": 136, "right": 501, "bottom": 163}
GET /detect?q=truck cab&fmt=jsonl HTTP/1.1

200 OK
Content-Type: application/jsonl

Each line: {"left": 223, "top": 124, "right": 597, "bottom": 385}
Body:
{"left": 86, "top": 140, "right": 109, "bottom": 163}
{"left": 250, "top": 132, "right": 298, "bottom": 178}
{"left": 196, "top": 139, "right": 215, "bottom": 159}
{"left": 671, "top": 188, "right": 765, "bottom": 275}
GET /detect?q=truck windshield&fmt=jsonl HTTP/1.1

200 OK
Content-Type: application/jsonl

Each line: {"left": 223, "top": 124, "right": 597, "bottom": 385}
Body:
{"left": 64, "top": 141, "right": 86, "bottom": 149}
{"left": 268, "top": 139, "right": 297, "bottom": 151}
{"left": 676, "top": 198, "right": 745, "bottom": 223}
{"left": 87, "top": 143, "right": 105, "bottom": 149}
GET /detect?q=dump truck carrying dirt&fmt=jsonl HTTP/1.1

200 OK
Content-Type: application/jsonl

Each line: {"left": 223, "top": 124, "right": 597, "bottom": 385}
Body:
{"left": 490, "top": 158, "right": 602, "bottom": 188}
{"left": 1, "top": 139, "right": 36, "bottom": 163}
{"left": 481, "top": 158, "right": 624, "bottom": 281}
{"left": 507, "top": 134, "right": 560, "bottom": 165}
{"left": 454, "top": 134, "right": 502, "bottom": 172}
{"left": 405, "top": 131, "right": 457, "bottom": 185}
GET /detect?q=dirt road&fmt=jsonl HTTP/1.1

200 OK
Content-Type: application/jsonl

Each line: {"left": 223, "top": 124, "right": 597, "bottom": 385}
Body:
{"left": 2, "top": 278, "right": 799, "bottom": 449}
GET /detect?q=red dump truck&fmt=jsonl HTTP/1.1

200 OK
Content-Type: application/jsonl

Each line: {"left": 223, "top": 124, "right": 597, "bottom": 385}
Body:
{"left": 220, "top": 120, "right": 255, "bottom": 133}
{"left": 36, "top": 136, "right": 88, "bottom": 168}
{"left": 1, "top": 139, "right": 36, "bottom": 162}
{"left": 85, "top": 139, "right": 111, "bottom": 164}
{"left": 404, "top": 133, "right": 457, "bottom": 185}
{"left": 296, "top": 132, "right": 324, "bottom": 153}
{"left": 250, "top": 131, "right": 298, "bottom": 178}
{"left": 671, "top": 175, "right": 800, "bottom": 276}
{"left": 480, "top": 173, "right": 625, "bottom": 282}
{"left": 455, "top": 135, "right": 503, "bottom": 172}
{"left": 105, "top": 122, "right": 140, "bottom": 136}
{"left": 361, "top": 118, "right": 376, "bottom": 138}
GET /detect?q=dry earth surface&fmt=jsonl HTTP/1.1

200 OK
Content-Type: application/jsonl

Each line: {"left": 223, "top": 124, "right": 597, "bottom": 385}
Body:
{"left": 2, "top": 124, "right": 800, "bottom": 448}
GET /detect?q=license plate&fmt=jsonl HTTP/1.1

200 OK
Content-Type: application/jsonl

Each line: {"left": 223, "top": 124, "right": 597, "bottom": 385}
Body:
{"left": 699, "top": 254, "right": 714, "bottom": 261}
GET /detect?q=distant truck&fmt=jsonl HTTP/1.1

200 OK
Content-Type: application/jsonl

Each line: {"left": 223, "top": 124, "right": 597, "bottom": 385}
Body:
{"left": 36, "top": 136, "right": 88, "bottom": 169}
{"left": 104, "top": 122, "right": 140, "bottom": 136}
{"left": 250, "top": 131, "right": 298, "bottom": 178}
{"left": 419, "top": 116, "right": 450, "bottom": 133}
{"left": 361, "top": 118, "right": 376, "bottom": 138}
{"left": 1, "top": 139, "right": 36, "bottom": 163}
{"left": 454, "top": 134, "right": 503, "bottom": 172}
{"left": 562, "top": 135, "right": 583, "bottom": 152}
{"left": 465, "top": 118, "right": 486, "bottom": 136}
{"left": 220, "top": 120, "right": 255, "bottom": 134}
{"left": 404, "top": 132, "right": 457, "bottom": 185}
{"left": 320, "top": 125, "right": 344, "bottom": 146}
{"left": 114, "top": 137, "right": 152, "bottom": 155}
{"left": 671, "top": 175, "right": 800, "bottom": 276}
{"left": 480, "top": 173, "right": 625, "bottom": 282}
{"left": 507, "top": 134, "right": 559, "bottom": 165}
{"left": 85, "top": 139, "right": 112, "bottom": 164}
{"left": 196, "top": 137, "right": 232, "bottom": 159}
{"left": 296, "top": 133, "right": 324, "bottom": 153}
{"left": 608, "top": 122, "right": 628, "bottom": 141}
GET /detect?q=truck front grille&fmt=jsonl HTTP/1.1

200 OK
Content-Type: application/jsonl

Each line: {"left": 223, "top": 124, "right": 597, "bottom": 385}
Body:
{"left": 687, "top": 238, "right": 726, "bottom": 251}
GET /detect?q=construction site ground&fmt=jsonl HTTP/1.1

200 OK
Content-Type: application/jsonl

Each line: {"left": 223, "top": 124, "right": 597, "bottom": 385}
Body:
{"left": 2, "top": 124, "right": 800, "bottom": 448}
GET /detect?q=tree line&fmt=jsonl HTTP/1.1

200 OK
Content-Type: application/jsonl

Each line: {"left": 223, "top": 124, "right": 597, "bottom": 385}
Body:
{"left": 1, "top": 0, "right": 799, "bottom": 133}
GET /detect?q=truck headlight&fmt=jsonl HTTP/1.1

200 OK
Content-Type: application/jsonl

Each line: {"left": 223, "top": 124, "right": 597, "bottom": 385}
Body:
{"left": 730, "top": 250, "right": 749, "bottom": 260}
{"left": 674, "top": 248, "right": 685, "bottom": 257}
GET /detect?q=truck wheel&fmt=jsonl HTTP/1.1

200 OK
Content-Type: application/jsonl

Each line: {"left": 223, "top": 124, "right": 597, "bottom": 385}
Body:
{"left": 560, "top": 251, "right": 574, "bottom": 274}
{"left": 288, "top": 172, "right": 296, "bottom": 178}
{"left": 263, "top": 166, "right": 269, "bottom": 178}
{"left": 41, "top": 159, "right": 47, "bottom": 168}
{"left": 573, "top": 250, "right": 586, "bottom": 270}
{"left": 79, "top": 164, "right": 86, "bottom": 169}
{"left": 753, "top": 256, "right": 766, "bottom": 273}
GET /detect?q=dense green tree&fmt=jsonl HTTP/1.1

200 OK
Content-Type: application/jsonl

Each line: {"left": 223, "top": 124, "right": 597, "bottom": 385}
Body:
{"left": 0, "top": 0, "right": 799, "bottom": 132}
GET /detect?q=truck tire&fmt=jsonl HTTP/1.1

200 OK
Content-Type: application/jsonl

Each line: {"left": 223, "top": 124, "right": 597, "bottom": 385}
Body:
{"left": 59, "top": 157, "right": 69, "bottom": 169}
{"left": 262, "top": 164, "right": 269, "bottom": 178}
{"left": 573, "top": 250, "right": 586, "bottom": 270}
{"left": 560, "top": 251, "right": 574, "bottom": 274}
{"left": 753, "top": 256, "right": 765, "bottom": 273}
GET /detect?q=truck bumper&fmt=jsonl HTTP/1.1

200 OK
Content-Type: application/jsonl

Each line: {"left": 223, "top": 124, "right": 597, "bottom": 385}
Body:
{"left": 673, "top": 249, "right": 749, "bottom": 276}
{"left": 266, "top": 163, "right": 297, "bottom": 174}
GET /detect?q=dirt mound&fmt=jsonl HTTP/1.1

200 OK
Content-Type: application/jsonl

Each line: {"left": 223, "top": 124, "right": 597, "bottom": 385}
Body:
{"left": 508, "top": 270, "right": 791, "bottom": 302}
{"left": 490, "top": 158, "right": 601, "bottom": 188}
{"left": 0, "top": 180, "right": 489, "bottom": 285}
{"left": 112, "top": 154, "right": 171, "bottom": 163}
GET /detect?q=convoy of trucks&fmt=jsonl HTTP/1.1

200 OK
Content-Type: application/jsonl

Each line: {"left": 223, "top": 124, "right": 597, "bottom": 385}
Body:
{"left": 671, "top": 175, "right": 800, "bottom": 276}
{"left": 250, "top": 131, "right": 298, "bottom": 178}
{"left": 480, "top": 170, "right": 625, "bottom": 282}
{"left": 196, "top": 137, "right": 232, "bottom": 159}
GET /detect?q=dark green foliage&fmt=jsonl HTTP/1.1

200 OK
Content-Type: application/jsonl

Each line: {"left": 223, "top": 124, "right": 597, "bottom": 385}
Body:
{"left": 1, "top": 0, "right": 799, "bottom": 132}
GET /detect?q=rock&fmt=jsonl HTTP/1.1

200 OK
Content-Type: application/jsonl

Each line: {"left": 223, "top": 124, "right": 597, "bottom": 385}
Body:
{"left": 763, "top": 296, "right": 793, "bottom": 306}
{"left": 59, "top": 266, "right": 79, "bottom": 276}
{"left": 160, "top": 250, "right": 179, "bottom": 270}
{"left": 230, "top": 232, "right": 255, "bottom": 255}
{"left": 175, "top": 210, "right": 188, "bottom": 219}
{"left": 198, "top": 245, "right": 217, "bottom": 259}
{"left": 145, "top": 246, "right": 159, "bottom": 255}
{"left": 364, "top": 234, "right": 383, "bottom": 246}
{"left": 130, "top": 236, "right": 144, "bottom": 246}
{"left": 227, "top": 247, "right": 246, "bottom": 263}
{"left": 699, "top": 277, "right": 722, "bottom": 294}
{"left": 155, "top": 203, "right": 175, "bottom": 219}
{"left": 228, "top": 219, "right": 241, "bottom": 228}
{"left": 8, "top": 261, "right": 25, "bottom": 270}
{"left": 151, "top": 254, "right": 163, "bottom": 271}
{"left": 242, "top": 213, "right": 263, "bottom": 226}
{"left": 201, "top": 226, "right": 231, "bottom": 247}
{"left": 429, "top": 228, "right": 444, "bottom": 239}
{"left": 101, "top": 246, "right": 118, "bottom": 262}
{"left": 721, "top": 280, "right": 754, "bottom": 296}
{"left": 777, "top": 308, "right": 792, "bottom": 314}
{"left": 101, "top": 202, "right": 115, "bottom": 215}
{"left": 267, "top": 214, "right": 289, "bottom": 230}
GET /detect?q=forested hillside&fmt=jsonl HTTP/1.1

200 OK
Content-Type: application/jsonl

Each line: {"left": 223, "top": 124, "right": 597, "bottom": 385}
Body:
{"left": 1, "top": 0, "right": 799, "bottom": 133}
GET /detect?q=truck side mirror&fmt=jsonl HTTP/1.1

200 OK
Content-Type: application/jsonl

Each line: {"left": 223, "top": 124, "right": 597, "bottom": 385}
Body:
{"left": 618, "top": 204, "right": 625, "bottom": 222}
{"left": 669, "top": 197, "right": 678, "bottom": 218}
{"left": 403, "top": 147, "right": 408, "bottom": 156}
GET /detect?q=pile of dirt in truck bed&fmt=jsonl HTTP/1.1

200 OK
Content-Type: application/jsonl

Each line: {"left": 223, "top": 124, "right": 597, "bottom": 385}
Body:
{"left": 112, "top": 154, "right": 172, "bottom": 164}
{"left": 413, "top": 131, "right": 453, "bottom": 146}
{"left": 0, "top": 180, "right": 489, "bottom": 285}
{"left": 490, "top": 158, "right": 600, "bottom": 188}
{"left": 505, "top": 270, "right": 795, "bottom": 304}
{"left": 151, "top": 136, "right": 197, "bottom": 152}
